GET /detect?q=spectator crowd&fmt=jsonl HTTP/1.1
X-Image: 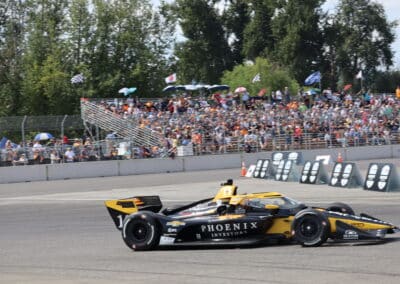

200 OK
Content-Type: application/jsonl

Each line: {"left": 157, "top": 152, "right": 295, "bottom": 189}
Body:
{"left": 2, "top": 87, "right": 400, "bottom": 166}
{"left": 97, "top": 87, "right": 400, "bottom": 157}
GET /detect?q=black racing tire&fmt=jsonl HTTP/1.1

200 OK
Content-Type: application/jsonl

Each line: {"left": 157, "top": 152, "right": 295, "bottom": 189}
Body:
{"left": 122, "top": 213, "right": 160, "bottom": 251}
{"left": 292, "top": 209, "right": 330, "bottom": 247}
{"left": 326, "top": 202, "right": 355, "bottom": 216}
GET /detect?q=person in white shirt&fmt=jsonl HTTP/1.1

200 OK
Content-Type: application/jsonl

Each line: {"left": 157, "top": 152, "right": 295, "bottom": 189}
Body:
{"left": 64, "top": 147, "right": 75, "bottom": 162}
{"left": 33, "top": 140, "right": 43, "bottom": 150}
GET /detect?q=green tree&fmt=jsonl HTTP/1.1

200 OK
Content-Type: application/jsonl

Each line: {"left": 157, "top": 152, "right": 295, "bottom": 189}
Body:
{"left": 68, "top": 0, "right": 92, "bottom": 67}
{"left": 372, "top": 70, "right": 400, "bottom": 93}
{"left": 242, "top": 0, "right": 276, "bottom": 61}
{"left": 221, "top": 57, "right": 299, "bottom": 97}
{"left": 223, "top": 0, "right": 250, "bottom": 65}
{"left": 173, "top": 0, "right": 233, "bottom": 84}
{"left": 333, "top": 0, "right": 396, "bottom": 89}
{"left": 0, "top": 1, "right": 26, "bottom": 115}
{"left": 22, "top": 0, "right": 72, "bottom": 115}
{"left": 87, "top": 0, "right": 174, "bottom": 98}
{"left": 271, "top": 0, "right": 325, "bottom": 84}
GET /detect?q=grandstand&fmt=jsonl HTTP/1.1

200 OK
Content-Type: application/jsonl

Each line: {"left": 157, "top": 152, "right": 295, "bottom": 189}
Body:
{"left": 1, "top": 91, "right": 399, "bottom": 166}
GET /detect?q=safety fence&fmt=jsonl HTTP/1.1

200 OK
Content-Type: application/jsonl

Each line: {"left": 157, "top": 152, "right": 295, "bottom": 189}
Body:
{"left": 1, "top": 131, "right": 399, "bottom": 167}
{"left": 0, "top": 115, "right": 84, "bottom": 144}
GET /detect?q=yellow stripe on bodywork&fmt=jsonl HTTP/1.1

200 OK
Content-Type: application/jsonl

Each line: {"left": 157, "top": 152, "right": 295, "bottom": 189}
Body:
{"left": 104, "top": 199, "right": 138, "bottom": 215}
{"left": 266, "top": 217, "right": 294, "bottom": 237}
{"left": 217, "top": 214, "right": 244, "bottom": 220}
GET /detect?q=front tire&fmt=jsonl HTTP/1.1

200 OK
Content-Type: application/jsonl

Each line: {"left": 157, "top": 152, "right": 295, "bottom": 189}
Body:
{"left": 292, "top": 209, "right": 330, "bottom": 247}
{"left": 122, "top": 213, "right": 160, "bottom": 251}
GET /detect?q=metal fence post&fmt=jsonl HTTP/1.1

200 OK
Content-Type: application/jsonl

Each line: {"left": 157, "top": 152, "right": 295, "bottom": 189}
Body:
{"left": 61, "top": 115, "right": 68, "bottom": 141}
{"left": 21, "top": 115, "right": 27, "bottom": 146}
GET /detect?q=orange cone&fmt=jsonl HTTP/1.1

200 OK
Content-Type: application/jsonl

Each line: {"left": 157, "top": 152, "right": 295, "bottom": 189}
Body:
{"left": 337, "top": 152, "right": 343, "bottom": 163}
{"left": 241, "top": 162, "right": 247, "bottom": 177}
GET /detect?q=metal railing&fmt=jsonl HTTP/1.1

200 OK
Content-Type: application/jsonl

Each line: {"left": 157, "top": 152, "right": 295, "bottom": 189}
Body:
{"left": 80, "top": 100, "right": 164, "bottom": 147}
{"left": 1, "top": 131, "right": 398, "bottom": 167}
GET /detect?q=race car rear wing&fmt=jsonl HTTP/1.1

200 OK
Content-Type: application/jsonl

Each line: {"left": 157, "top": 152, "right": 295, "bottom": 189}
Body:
{"left": 105, "top": 196, "right": 162, "bottom": 230}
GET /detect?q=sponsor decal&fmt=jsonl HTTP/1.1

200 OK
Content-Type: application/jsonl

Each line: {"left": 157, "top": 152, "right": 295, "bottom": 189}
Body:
{"left": 201, "top": 222, "right": 258, "bottom": 238}
{"left": 166, "top": 221, "right": 186, "bottom": 227}
{"left": 159, "top": 236, "right": 175, "bottom": 245}
{"left": 167, "top": 228, "right": 178, "bottom": 233}
{"left": 343, "top": 230, "right": 359, "bottom": 240}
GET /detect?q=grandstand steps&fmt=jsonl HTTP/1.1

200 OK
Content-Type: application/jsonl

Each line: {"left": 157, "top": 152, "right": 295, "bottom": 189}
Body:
{"left": 80, "top": 100, "right": 163, "bottom": 147}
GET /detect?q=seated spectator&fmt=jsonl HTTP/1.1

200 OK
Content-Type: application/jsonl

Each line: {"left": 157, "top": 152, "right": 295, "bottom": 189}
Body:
{"left": 139, "top": 146, "right": 152, "bottom": 158}
{"left": 33, "top": 149, "right": 44, "bottom": 164}
{"left": 80, "top": 146, "right": 90, "bottom": 162}
{"left": 50, "top": 150, "right": 61, "bottom": 164}
{"left": 12, "top": 153, "right": 28, "bottom": 166}
{"left": 104, "top": 146, "right": 119, "bottom": 160}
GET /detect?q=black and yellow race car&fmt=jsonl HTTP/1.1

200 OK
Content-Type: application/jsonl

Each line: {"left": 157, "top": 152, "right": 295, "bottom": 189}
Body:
{"left": 105, "top": 179, "right": 399, "bottom": 251}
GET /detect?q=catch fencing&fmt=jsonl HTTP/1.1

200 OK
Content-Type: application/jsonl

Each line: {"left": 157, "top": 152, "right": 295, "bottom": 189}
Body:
{"left": 0, "top": 115, "right": 84, "bottom": 143}
{"left": 1, "top": 131, "right": 400, "bottom": 167}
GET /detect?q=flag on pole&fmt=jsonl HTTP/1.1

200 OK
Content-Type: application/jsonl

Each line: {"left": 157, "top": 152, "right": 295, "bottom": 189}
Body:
{"left": 165, "top": 73, "right": 177, "bottom": 84}
{"left": 71, "top": 73, "right": 84, "bottom": 84}
{"left": 304, "top": 71, "right": 321, "bottom": 85}
{"left": 252, "top": 73, "right": 261, "bottom": 83}
{"left": 355, "top": 70, "right": 363, "bottom": 79}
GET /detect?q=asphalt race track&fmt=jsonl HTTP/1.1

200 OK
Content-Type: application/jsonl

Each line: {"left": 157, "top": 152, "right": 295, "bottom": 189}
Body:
{"left": 1, "top": 160, "right": 400, "bottom": 284}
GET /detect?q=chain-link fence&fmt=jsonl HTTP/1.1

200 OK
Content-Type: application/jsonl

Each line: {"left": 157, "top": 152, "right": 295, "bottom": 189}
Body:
{"left": 0, "top": 115, "right": 84, "bottom": 143}
{"left": 0, "top": 115, "right": 83, "bottom": 132}
{"left": 1, "top": 131, "right": 400, "bottom": 167}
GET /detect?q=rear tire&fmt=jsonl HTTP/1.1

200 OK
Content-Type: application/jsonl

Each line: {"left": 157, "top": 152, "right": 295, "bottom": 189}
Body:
{"left": 122, "top": 213, "right": 160, "bottom": 251}
{"left": 292, "top": 209, "right": 330, "bottom": 247}
{"left": 326, "top": 202, "right": 355, "bottom": 215}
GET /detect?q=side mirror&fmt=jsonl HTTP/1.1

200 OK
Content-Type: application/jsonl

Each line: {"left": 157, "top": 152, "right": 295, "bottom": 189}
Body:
{"left": 217, "top": 205, "right": 228, "bottom": 215}
{"left": 265, "top": 204, "right": 279, "bottom": 214}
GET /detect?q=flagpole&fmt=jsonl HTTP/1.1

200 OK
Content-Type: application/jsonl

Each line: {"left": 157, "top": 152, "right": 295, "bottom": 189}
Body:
{"left": 360, "top": 77, "right": 363, "bottom": 91}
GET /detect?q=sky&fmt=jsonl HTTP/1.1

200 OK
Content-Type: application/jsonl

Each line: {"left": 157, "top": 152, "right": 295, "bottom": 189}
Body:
{"left": 152, "top": 0, "right": 400, "bottom": 68}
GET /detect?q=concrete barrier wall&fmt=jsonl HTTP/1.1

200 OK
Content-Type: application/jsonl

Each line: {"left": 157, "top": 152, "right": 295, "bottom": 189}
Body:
{"left": 390, "top": 145, "right": 400, "bottom": 158}
{"left": 184, "top": 154, "right": 242, "bottom": 171}
{"left": 345, "top": 145, "right": 392, "bottom": 161}
{"left": 119, "top": 158, "right": 183, "bottom": 175}
{"left": 0, "top": 164, "right": 47, "bottom": 183}
{"left": 47, "top": 161, "right": 119, "bottom": 180}
{"left": 0, "top": 145, "right": 398, "bottom": 184}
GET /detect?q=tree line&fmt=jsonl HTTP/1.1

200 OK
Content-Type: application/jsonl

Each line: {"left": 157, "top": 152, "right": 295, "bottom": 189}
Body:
{"left": 0, "top": 0, "right": 399, "bottom": 116}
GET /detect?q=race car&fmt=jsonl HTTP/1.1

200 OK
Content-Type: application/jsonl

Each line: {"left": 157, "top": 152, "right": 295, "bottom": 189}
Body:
{"left": 105, "top": 179, "right": 399, "bottom": 251}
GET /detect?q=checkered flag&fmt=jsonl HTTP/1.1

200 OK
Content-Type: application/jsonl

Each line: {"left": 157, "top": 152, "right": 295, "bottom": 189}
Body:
{"left": 71, "top": 73, "right": 84, "bottom": 84}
